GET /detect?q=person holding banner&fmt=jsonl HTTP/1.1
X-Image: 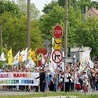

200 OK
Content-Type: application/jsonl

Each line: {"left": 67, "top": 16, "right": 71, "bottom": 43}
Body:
{"left": 36, "top": 68, "right": 46, "bottom": 92}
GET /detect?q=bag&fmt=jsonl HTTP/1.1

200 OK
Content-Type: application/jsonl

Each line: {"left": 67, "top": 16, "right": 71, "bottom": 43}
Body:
{"left": 75, "top": 84, "right": 81, "bottom": 90}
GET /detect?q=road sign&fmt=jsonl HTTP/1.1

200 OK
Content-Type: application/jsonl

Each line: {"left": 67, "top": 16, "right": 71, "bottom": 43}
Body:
{"left": 43, "top": 39, "right": 51, "bottom": 48}
{"left": 53, "top": 25, "right": 63, "bottom": 38}
{"left": 37, "top": 48, "right": 47, "bottom": 55}
{"left": 37, "top": 53, "right": 43, "bottom": 60}
{"left": 54, "top": 39, "right": 62, "bottom": 50}
{"left": 52, "top": 50, "right": 63, "bottom": 63}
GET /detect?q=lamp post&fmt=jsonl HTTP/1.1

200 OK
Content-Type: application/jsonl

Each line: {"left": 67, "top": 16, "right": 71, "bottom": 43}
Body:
{"left": 27, "top": 0, "right": 30, "bottom": 50}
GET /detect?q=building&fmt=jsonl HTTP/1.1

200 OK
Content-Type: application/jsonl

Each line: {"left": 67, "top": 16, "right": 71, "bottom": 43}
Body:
{"left": 70, "top": 47, "right": 90, "bottom": 62}
{"left": 85, "top": 8, "right": 98, "bottom": 20}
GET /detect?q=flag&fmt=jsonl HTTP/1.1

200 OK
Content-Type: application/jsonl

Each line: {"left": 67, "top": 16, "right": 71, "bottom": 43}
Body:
{"left": 12, "top": 51, "right": 20, "bottom": 65}
{"left": 20, "top": 47, "right": 28, "bottom": 62}
{"left": 81, "top": 49, "right": 91, "bottom": 66}
{"left": 25, "top": 59, "right": 35, "bottom": 68}
{"left": 41, "top": 55, "right": 46, "bottom": 66}
{"left": 19, "top": 53, "right": 23, "bottom": 62}
{"left": 0, "top": 52, "right": 6, "bottom": 61}
{"left": 49, "top": 37, "right": 57, "bottom": 72}
{"left": 79, "top": 49, "right": 94, "bottom": 72}
{"left": 7, "top": 49, "right": 13, "bottom": 65}
{"left": 28, "top": 49, "right": 32, "bottom": 60}
{"left": 31, "top": 50, "right": 36, "bottom": 62}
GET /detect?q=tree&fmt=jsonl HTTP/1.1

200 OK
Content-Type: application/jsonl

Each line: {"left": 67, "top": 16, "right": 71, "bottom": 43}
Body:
{"left": 42, "top": 1, "right": 58, "bottom": 14}
{"left": 77, "top": 0, "right": 92, "bottom": 14}
{"left": 68, "top": 6, "right": 83, "bottom": 47}
{"left": 39, "top": 5, "right": 65, "bottom": 41}
{"left": 1, "top": 12, "right": 43, "bottom": 54}
{"left": 16, "top": 0, "right": 40, "bottom": 20}
{"left": 30, "top": 19, "right": 43, "bottom": 49}
{"left": 1, "top": 12, "right": 27, "bottom": 53}
{"left": 0, "top": 0, "right": 23, "bottom": 16}
{"left": 58, "top": 0, "right": 77, "bottom": 10}
{"left": 75, "top": 17, "right": 98, "bottom": 56}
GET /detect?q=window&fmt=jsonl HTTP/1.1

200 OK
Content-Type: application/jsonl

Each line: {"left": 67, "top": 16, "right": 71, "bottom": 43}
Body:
{"left": 88, "top": 13, "right": 91, "bottom": 17}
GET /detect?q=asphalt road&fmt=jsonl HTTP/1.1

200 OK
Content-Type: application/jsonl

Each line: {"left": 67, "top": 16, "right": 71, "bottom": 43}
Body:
{"left": 0, "top": 86, "right": 97, "bottom": 96}
{"left": 0, "top": 89, "right": 97, "bottom": 96}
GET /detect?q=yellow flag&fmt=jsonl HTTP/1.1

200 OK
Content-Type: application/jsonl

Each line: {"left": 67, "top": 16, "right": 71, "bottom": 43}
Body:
{"left": 28, "top": 49, "right": 32, "bottom": 60}
{"left": 7, "top": 49, "right": 13, "bottom": 65}
{"left": 31, "top": 50, "right": 37, "bottom": 62}
{"left": 19, "top": 53, "right": 23, "bottom": 62}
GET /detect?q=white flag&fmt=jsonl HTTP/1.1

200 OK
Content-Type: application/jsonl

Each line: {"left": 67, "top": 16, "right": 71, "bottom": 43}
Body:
{"left": 49, "top": 37, "right": 57, "bottom": 72}
{"left": 12, "top": 51, "right": 20, "bottom": 65}
{"left": 26, "top": 59, "right": 35, "bottom": 68}
{"left": 81, "top": 49, "right": 91, "bottom": 66}
{"left": 0, "top": 52, "right": 6, "bottom": 61}
{"left": 21, "top": 47, "right": 28, "bottom": 62}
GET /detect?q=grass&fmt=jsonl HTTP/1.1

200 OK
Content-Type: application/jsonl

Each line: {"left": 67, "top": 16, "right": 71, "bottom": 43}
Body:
{"left": 0, "top": 92, "right": 98, "bottom": 98}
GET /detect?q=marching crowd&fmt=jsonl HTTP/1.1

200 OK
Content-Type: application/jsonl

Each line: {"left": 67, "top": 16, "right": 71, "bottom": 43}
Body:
{"left": 0, "top": 60, "right": 98, "bottom": 93}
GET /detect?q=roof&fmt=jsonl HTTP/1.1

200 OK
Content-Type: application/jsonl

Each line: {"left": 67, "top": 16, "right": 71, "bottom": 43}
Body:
{"left": 91, "top": 8, "right": 98, "bottom": 16}
{"left": 85, "top": 8, "right": 98, "bottom": 15}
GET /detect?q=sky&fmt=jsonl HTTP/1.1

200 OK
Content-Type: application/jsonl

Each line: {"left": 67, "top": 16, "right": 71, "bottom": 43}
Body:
{"left": 28, "top": 0, "right": 98, "bottom": 13}
{"left": 32, "top": 0, "right": 57, "bottom": 14}
{"left": 13, "top": 0, "right": 98, "bottom": 14}
{"left": 12, "top": 0, "right": 57, "bottom": 14}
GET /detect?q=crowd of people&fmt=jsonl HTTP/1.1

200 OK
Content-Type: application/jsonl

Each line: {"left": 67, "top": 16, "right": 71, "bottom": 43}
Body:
{"left": 0, "top": 60, "right": 98, "bottom": 93}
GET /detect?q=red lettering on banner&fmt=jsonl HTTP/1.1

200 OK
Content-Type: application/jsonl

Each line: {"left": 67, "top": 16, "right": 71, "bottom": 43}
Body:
{"left": 0, "top": 74, "right": 8, "bottom": 78}
{"left": 13, "top": 73, "right": 27, "bottom": 78}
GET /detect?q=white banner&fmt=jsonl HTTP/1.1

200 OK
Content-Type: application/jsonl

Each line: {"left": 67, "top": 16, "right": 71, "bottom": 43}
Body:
{"left": 0, "top": 72, "right": 39, "bottom": 86}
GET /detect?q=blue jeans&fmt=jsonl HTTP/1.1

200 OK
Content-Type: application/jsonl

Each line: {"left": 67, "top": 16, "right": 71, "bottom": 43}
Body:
{"left": 95, "top": 81, "right": 98, "bottom": 90}
{"left": 90, "top": 80, "right": 95, "bottom": 90}
{"left": 54, "top": 84, "right": 57, "bottom": 92}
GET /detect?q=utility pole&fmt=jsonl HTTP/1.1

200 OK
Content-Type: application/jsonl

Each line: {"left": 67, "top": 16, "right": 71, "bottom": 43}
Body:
{"left": 0, "top": 14, "right": 2, "bottom": 50}
{"left": 0, "top": 27, "right": 2, "bottom": 49}
{"left": 27, "top": 0, "right": 30, "bottom": 50}
{"left": 64, "top": 0, "right": 68, "bottom": 92}
{"left": 64, "top": 0, "right": 68, "bottom": 57}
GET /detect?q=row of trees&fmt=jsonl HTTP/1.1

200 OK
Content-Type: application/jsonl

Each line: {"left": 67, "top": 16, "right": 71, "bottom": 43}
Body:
{"left": 0, "top": 0, "right": 98, "bottom": 58}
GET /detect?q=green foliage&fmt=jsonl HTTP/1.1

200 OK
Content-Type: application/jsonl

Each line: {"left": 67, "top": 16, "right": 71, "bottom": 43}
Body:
{"left": 1, "top": 12, "right": 27, "bottom": 53}
{"left": 30, "top": 19, "right": 43, "bottom": 49}
{"left": 0, "top": 61, "right": 3, "bottom": 68}
{"left": 0, "top": 92, "right": 97, "bottom": 98}
{"left": 77, "top": 0, "right": 92, "bottom": 14}
{"left": 40, "top": 5, "right": 65, "bottom": 40}
{"left": 42, "top": 1, "right": 58, "bottom": 14}
{"left": 1, "top": 12, "right": 43, "bottom": 55}
{"left": 17, "top": 0, "right": 40, "bottom": 20}
{"left": 0, "top": 0, "right": 43, "bottom": 55}
{"left": 58, "top": 0, "right": 65, "bottom": 7}
{"left": 1, "top": 0, "right": 98, "bottom": 57}
{"left": 0, "top": 0, "right": 23, "bottom": 17}
{"left": 75, "top": 17, "right": 98, "bottom": 56}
